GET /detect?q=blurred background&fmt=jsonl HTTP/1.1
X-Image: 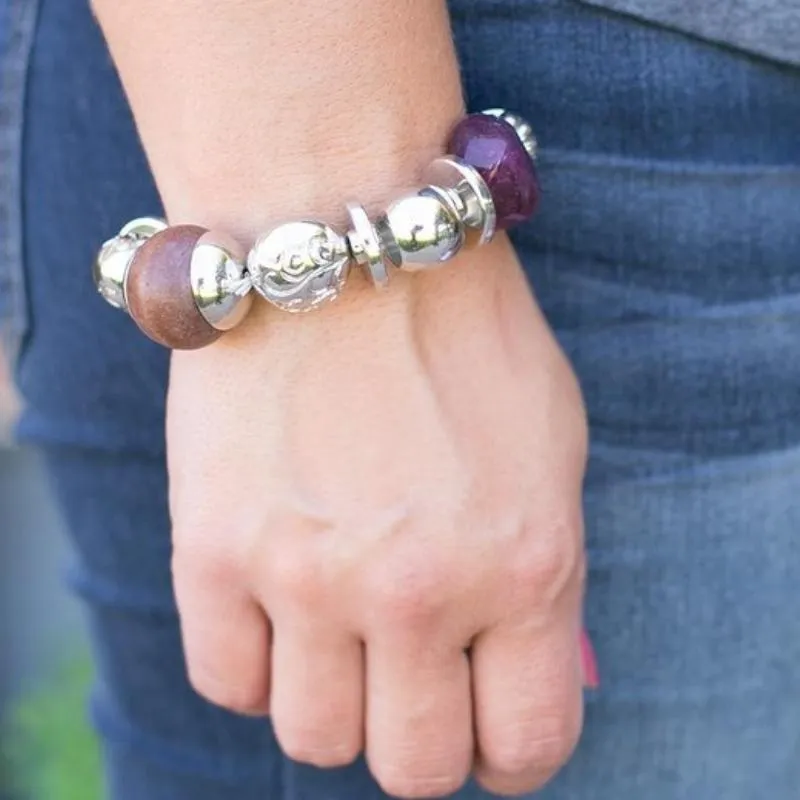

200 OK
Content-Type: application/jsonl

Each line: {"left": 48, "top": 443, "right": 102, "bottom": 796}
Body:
{"left": 0, "top": 351, "right": 101, "bottom": 799}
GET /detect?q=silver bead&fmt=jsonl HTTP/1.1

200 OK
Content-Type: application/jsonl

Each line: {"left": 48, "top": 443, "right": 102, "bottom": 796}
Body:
{"left": 481, "top": 108, "right": 538, "bottom": 161}
{"left": 119, "top": 216, "right": 168, "bottom": 240}
{"left": 247, "top": 221, "right": 351, "bottom": 312}
{"left": 346, "top": 203, "right": 391, "bottom": 289}
{"left": 189, "top": 231, "right": 254, "bottom": 331}
{"left": 423, "top": 156, "right": 496, "bottom": 245}
{"left": 377, "top": 192, "right": 464, "bottom": 271}
{"left": 93, "top": 218, "right": 166, "bottom": 312}
{"left": 93, "top": 236, "right": 139, "bottom": 311}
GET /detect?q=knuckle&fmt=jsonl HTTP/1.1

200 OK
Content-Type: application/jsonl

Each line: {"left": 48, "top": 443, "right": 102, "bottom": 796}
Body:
{"left": 370, "top": 570, "right": 446, "bottom": 629}
{"left": 511, "top": 522, "right": 584, "bottom": 606}
{"left": 172, "top": 546, "right": 241, "bottom": 596}
{"left": 268, "top": 545, "right": 325, "bottom": 609}
{"left": 361, "top": 548, "right": 451, "bottom": 630}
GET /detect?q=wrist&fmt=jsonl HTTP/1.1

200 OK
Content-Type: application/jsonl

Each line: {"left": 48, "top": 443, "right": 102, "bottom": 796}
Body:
{"left": 163, "top": 105, "right": 465, "bottom": 247}
{"left": 227, "top": 234, "right": 515, "bottom": 352}
{"left": 96, "top": 107, "right": 544, "bottom": 350}
{"left": 94, "top": 0, "right": 466, "bottom": 245}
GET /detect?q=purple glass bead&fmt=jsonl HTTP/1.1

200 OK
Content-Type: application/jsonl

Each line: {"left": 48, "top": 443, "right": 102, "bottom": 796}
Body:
{"left": 448, "top": 113, "right": 540, "bottom": 230}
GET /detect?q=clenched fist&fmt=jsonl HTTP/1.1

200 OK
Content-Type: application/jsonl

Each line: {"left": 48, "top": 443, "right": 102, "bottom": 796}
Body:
{"left": 167, "top": 234, "right": 588, "bottom": 798}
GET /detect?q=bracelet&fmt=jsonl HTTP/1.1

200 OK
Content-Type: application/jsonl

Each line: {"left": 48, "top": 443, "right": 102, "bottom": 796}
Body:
{"left": 93, "top": 109, "right": 540, "bottom": 350}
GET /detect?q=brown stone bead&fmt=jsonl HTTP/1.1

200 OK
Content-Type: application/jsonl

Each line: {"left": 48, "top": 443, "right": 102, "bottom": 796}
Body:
{"left": 126, "top": 225, "right": 223, "bottom": 350}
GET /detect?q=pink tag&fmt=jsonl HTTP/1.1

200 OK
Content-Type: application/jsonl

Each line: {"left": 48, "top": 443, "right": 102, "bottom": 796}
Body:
{"left": 581, "top": 629, "right": 600, "bottom": 689}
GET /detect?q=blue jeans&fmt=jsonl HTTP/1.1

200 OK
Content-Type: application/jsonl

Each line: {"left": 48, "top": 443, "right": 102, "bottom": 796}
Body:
{"left": 7, "top": 0, "right": 800, "bottom": 797}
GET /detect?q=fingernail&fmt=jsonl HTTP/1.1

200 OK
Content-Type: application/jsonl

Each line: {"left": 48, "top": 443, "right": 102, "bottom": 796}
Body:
{"left": 580, "top": 629, "right": 600, "bottom": 689}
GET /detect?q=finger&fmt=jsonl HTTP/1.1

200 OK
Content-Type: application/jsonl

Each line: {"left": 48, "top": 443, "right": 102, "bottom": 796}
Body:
{"left": 269, "top": 622, "right": 364, "bottom": 768}
{"left": 472, "top": 616, "right": 583, "bottom": 796}
{"left": 366, "top": 640, "right": 472, "bottom": 799}
{"left": 173, "top": 554, "right": 271, "bottom": 715}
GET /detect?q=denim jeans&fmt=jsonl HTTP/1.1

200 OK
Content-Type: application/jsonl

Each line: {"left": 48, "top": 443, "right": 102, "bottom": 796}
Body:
{"left": 4, "top": 0, "right": 800, "bottom": 797}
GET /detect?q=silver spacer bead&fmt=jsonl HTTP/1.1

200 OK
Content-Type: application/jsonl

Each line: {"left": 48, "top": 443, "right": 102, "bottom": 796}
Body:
{"left": 93, "top": 217, "right": 167, "bottom": 312}
{"left": 481, "top": 108, "right": 538, "bottom": 162}
{"left": 346, "top": 203, "right": 391, "bottom": 289}
{"left": 423, "top": 156, "right": 496, "bottom": 245}
{"left": 93, "top": 237, "right": 139, "bottom": 312}
{"left": 190, "top": 231, "right": 254, "bottom": 331}
{"left": 247, "top": 220, "right": 352, "bottom": 313}
{"left": 376, "top": 192, "right": 465, "bottom": 272}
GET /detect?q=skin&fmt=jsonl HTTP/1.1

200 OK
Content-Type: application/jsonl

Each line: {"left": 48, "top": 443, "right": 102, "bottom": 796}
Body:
{"left": 92, "top": 1, "right": 589, "bottom": 796}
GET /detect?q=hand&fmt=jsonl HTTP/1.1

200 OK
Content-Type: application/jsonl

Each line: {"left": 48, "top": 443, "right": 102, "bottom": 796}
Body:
{"left": 167, "top": 234, "right": 588, "bottom": 798}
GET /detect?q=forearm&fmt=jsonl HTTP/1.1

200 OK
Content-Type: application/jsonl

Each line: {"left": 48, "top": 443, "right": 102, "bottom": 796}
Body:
{"left": 91, "top": 0, "right": 465, "bottom": 241}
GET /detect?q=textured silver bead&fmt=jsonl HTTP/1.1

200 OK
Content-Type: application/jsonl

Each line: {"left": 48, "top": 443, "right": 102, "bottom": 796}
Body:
{"left": 247, "top": 221, "right": 351, "bottom": 312}
{"left": 481, "top": 108, "right": 538, "bottom": 161}
{"left": 93, "top": 217, "right": 167, "bottom": 312}
{"left": 346, "top": 203, "right": 391, "bottom": 289}
{"left": 423, "top": 156, "right": 497, "bottom": 245}
{"left": 190, "top": 231, "right": 254, "bottom": 331}
{"left": 376, "top": 192, "right": 464, "bottom": 271}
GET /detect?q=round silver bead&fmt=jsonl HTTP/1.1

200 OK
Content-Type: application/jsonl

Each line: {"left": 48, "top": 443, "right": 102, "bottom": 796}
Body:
{"left": 119, "top": 216, "right": 168, "bottom": 240}
{"left": 247, "top": 221, "right": 351, "bottom": 312}
{"left": 346, "top": 203, "right": 391, "bottom": 289}
{"left": 481, "top": 108, "right": 538, "bottom": 161}
{"left": 423, "top": 156, "right": 497, "bottom": 245}
{"left": 93, "top": 218, "right": 167, "bottom": 312}
{"left": 377, "top": 192, "right": 464, "bottom": 271}
{"left": 189, "top": 231, "right": 254, "bottom": 331}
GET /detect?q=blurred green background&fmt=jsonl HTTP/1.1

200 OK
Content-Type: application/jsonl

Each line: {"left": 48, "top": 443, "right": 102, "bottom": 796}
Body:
{"left": 2, "top": 658, "right": 102, "bottom": 800}
{"left": 1, "top": 439, "right": 102, "bottom": 800}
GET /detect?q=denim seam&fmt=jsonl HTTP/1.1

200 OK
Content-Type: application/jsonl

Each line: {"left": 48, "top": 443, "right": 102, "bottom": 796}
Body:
{"left": 0, "top": 0, "right": 38, "bottom": 366}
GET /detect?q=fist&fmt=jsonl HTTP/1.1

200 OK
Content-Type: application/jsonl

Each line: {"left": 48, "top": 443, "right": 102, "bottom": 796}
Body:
{"left": 168, "top": 237, "right": 588, "bottom": 797}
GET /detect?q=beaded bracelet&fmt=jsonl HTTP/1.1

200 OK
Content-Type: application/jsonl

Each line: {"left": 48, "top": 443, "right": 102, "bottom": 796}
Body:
{"left": 93, "top": 109, "right": 540, "bottom": 350}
